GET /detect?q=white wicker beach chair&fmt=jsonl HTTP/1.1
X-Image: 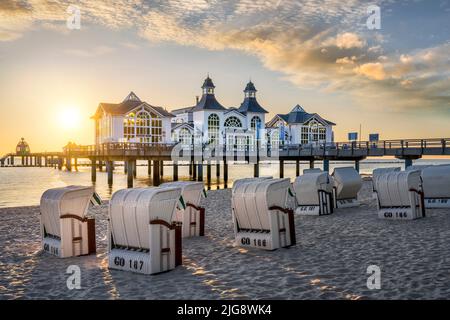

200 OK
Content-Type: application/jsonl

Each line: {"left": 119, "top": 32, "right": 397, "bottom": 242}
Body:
{"left": 232, "top": 178, "right": 296, "bottom": 250}
{"left": 375, "top": 170, "right": 425, "bottom": 220}
{"left": 160, "top": 181, "right": 206, "bottom": 237}
{"left": 40, "top": 185, "right": 97, "bottom": 258}
{"left": 332, "top": 167, "right": 362, "bottom": 208}
{"left": 293, "top": 172, "right": 334, "bottom": 215}
{"left": 108, "top": 187, "right": 183, "bottom": 275}
{"left": 421, "top": 165, "right": 450, "bottom": 208}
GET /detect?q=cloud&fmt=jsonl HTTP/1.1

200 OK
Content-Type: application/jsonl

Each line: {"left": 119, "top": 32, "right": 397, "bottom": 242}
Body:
{"left": 353, "top": 62, "right": 386, "bottom": 80}
{"left": 64, "top": 45, "right": 115, "bottom": 57}
{"left": 0, "top": 0, "right": 449, "bottom": 112}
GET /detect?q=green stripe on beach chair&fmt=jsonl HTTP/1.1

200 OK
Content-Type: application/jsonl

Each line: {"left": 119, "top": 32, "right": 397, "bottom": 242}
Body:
{"left": 90, "top": 192, "right": 102, "bottom": 206}
{"left": 178, "top": 195, "right": 186, "bottom": 210}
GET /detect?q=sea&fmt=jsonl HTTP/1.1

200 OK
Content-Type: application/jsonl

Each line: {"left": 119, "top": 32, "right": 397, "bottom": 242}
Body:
{"left": 1, "top": 158, "right": 449, "bottom": 208}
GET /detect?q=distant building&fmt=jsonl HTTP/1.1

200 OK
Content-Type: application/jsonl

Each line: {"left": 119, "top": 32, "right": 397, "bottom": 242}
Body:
{"left": 91, "top": 92, "right": 174, "bottom": 144}
{"left": 265, "top": 105, "right": 335, "bottom": 147}
{"left": 171, "top": 77, "right": 268, "bottom": 150}
{"left": 16, "top": 138, "right": 30, "bottom": 155}
{"left": 91, "top": 76, "right": 335, "bottom": 147}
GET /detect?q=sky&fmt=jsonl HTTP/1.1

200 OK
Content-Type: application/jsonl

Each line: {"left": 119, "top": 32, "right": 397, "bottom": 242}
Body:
{"left": 0, "top": 0, "right": 449, "bottom": 154}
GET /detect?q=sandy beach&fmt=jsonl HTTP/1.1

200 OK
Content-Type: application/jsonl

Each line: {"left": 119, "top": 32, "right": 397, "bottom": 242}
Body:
{"left": 0, "top": 180, "right": 449, "bottom": 300}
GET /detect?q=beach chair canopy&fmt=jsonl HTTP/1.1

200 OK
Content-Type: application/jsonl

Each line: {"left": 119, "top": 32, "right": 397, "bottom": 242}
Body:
{"left": 232, "top": 177, "right": 273, "bottom": 194}
{"left": 109, "top": 187, "right": 181, "bottom": 249}
{"left": 421, "top": 165, "right": 450, "bottom": 198}
{"left": 233, "top": 178, "right": 290, "bottom": 231}
{"left": 333, "top": 167, "right": 362, "bottom": 200}
{"left": 160, "top": 181, "right": 204, "bottom": 207}
{"left": 376, "top": 170, "right": 421, "bottom": 207}
{"left": 293, "top": 172, "right": 333, "bottom": 205}
{"left": 372, "top": 167, "right": 401, "bottom": 191}
{"left": 40, "top": 185, "right": 94, "bottom": 238}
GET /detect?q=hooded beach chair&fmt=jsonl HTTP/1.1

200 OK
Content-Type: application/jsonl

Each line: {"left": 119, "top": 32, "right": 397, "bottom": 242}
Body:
{"left": 293, "top": 172, "right": 334, "bottom": 215}
{"left": 160, "top": 181, "right": 206, "bottom": 237}
{"left": 232, "top": 178, "right": 296, "bottom": 250}
{"left": 108, "top": 186, "right": 183, "bottom": 275}
{"left": 40, "top": 185, "right": 98, "bottom": 258}
{"left": 375, "top": 170, "right": 425, "bottom": 220}
{"left": 332, "top": 167, "right": 362, "bottom": 208}
{"left": 421, "top": 165, "right": 450, "bottom": 208}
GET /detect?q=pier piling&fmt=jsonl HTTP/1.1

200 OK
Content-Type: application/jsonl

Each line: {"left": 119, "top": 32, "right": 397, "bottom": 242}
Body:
{"left": 106, "top": 160, "right": 113, "bottom": 185}
{"left": 153, "top": 160, "right": 161, "bottom": 186}
{"left": 91, "top": 159, "right": 96, "bottom": 182}
{"left": 279, "top": 160, "right": 284, "bottom": 178}
{"left": 173, "top": 161, "right": 179, "bottom": 181}
{"left": 323, "top": 159, "right": 330, "bottom": 172}
{"left": 127, "top": 160, "right": 134, "bottom": 188}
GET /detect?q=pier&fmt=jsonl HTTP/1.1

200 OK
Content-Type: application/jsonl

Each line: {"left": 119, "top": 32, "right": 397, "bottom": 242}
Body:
{"left": 1, "top": 138, "right": 449, "bottom": 188}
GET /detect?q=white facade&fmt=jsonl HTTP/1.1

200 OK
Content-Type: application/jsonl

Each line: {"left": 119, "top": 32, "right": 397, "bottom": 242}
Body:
{"left": 93, "top": 92, "right": 173, "bottom": 144}
{"left": 93, "top": 78, "right": 335, "bottom": 148}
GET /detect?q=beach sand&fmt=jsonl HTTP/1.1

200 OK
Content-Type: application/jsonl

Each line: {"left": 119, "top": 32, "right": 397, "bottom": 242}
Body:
{"left": 0, "top": 180, "right": 449, "bottom": 300}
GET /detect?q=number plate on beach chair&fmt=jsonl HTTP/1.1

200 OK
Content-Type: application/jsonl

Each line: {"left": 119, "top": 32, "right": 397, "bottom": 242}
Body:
{"left": 42, "top": 237, "right": 61, "bottom": 257}
{"left": 108, "top": 249, "right": 152, "bottom": 275}
{"left": 335, "top": 198, "right": 359, "bottom": 208}
{"left": 424, "top": 198, "right": 450, "bottom": 208}
{"left": 235, "top": 232, "right": 274, "bottom": 250}
{"left": 378, "top": 208, "right": 416, "bottom": 220}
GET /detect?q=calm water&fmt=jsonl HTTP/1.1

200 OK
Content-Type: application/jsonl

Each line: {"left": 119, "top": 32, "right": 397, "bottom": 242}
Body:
{"left": 1, "top": 159, "right": 449, "bottom": 208}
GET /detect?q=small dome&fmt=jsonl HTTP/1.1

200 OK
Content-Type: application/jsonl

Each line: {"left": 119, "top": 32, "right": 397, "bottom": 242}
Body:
{"left": 16, "top": 138, "right": 30, "bottom": 155}
{"left": 202, "top": 76, "right": 215, "bottom": 89}
{"left": 244, "top": 81, "right": 257, "bottom": 92}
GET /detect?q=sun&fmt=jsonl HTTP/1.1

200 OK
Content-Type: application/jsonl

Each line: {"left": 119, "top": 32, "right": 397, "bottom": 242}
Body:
{"left": 58, "top": 107, "right": 81, "bottom": 129}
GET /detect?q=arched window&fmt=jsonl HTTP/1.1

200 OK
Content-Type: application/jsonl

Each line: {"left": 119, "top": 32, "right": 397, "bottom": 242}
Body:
{"left": 250, "top": 116, "right": 261, "bottom": 131}
{"left": 178, "top": 128, "right": 192, "bottom": 145}
{"left": 136, "top": 111, "right": 151, "bottom": 143}
{"left": 224, "top": 116, "right": 242, "bottom": 128}
{"left": 151, "top": 112, "right": 163, "bottom": 143}
{"left": 300, "top": 120, "right": 327, "bottom": 145}
{"left": 208, "top": 114, "right": 220, "bottom": 144}
{"left": 123, "top": 109, "right": 163, "bottom": 144}
{"left": 271, "top": 130, "right": 280, "bottom": 148}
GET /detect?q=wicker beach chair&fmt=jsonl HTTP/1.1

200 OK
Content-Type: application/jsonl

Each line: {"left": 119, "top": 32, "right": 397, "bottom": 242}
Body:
{"left": 332, "top": 167, "right": 362, "bottom": 208}
{"left": 40, "top": 185, "right": 97, "bottom": 258}
{"left": 232, "top": 178, "right": 296, "bottom": 250}
{"left": 160, "top": 181, "right": 206, "bottom": 237}
{"left": 421, "top": 165, "right": 450, "bottom": 208}
{"left": 375, "top": 170, "right": 425, "bottom": 220}
{"left": 108, "top": 187, "right": 183, "bottom": 274}
{"left": 293, "top": 172, "right": 334, "bottom": 215}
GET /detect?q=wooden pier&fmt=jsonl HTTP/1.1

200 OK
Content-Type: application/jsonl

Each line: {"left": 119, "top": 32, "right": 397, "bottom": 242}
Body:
{"left": 1, "top": 138, "right": 449, "bottom": 188}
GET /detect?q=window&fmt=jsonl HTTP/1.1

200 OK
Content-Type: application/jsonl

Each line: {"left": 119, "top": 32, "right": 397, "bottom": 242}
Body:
{"left": 300, "top": 120, "right": 327, "bottom": 145}
{"left": 271, "top": 130, "right": 280, "bottom": 148}
{"left": 123, "top": 109, "right": 163, "bottom": 143}
{"left": 250, "top": 116, "right": 261, "bottom": 131}
{"left": 208, "top": 114, "right": 220, "bottom": 145}
{"left": 178, "top": 128, "right": 192, "bottom": 145}
{"left": 301, "top": 126, "right": 309, "bottom": 145}
{"left": 224, "top": 116, "right": 242, "bottom": 128}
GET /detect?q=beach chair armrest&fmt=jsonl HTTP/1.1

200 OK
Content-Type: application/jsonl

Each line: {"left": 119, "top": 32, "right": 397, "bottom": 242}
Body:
{"left": 60, "top": 214, "right": 88, "bottom": 222}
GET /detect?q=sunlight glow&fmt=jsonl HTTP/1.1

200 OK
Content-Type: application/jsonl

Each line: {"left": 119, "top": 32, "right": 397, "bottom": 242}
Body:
{"left": 58, "top": 107, "right": 81, "bottom": 130}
